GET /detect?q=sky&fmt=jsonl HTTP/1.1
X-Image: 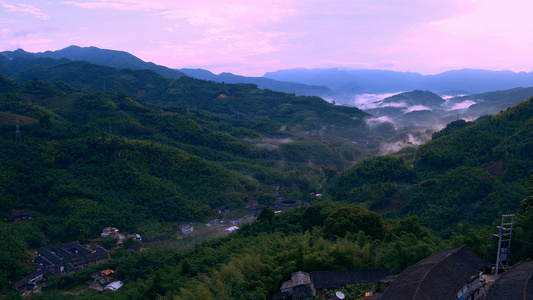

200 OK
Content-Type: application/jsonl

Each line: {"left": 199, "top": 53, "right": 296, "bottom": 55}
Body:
{"left": 1, "top": 0, "right": 533, "bottom": 76}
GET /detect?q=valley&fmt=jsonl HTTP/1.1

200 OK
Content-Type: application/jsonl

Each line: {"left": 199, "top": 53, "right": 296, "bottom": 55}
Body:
{"left": 0, "top": 47, "right": 532, "bottom": 299}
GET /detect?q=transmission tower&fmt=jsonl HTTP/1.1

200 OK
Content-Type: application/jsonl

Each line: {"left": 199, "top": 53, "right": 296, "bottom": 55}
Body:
{"left": 494, "top": 214, "right": 514, "bottom": 279}
{"left": 15, "top": 117, "right": 21, "bottom": 143}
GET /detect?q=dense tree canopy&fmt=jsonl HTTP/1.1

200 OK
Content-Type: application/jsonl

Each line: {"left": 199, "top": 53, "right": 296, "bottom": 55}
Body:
{"left": 1, "top": 57, "right": 533, "bottom": 298}
{"left": 323, "top": 206, "right": 384, "bottom": 239}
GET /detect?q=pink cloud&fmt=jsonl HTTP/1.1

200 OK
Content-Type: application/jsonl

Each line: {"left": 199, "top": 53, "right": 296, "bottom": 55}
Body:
{"left": 0, "top": 26, "right": 58, "bottom": 51}
{"left": 390, "top": 0, "right": 533, "bottom": 74}
{"left": 61, "top": 0, "right": 294, "bottom": 73}
{"left": 61, "top": 0, "right": 165, "bottom": 11}
{"left": 4, "top": 0, "right": 533, "bottom": 76}
{"left": 2, "top": 3, "right": 50, "bottom": 20}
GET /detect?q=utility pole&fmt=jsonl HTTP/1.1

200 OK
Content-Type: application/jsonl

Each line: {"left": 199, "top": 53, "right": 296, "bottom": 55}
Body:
{"left": 494, "top": 214, "right": 514, "bottom": 280}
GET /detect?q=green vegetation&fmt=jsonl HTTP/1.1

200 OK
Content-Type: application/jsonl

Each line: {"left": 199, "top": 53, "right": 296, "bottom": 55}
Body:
{"left": 332, "top": 97, "right": 533, "bottom": 239}
{"left": 1, "top": 58, "right": 533, "bottom": 299}
{"left": 23, "top": 205, "right": 448, "bottom": 299}
{"left": 0, "top": 73, "right": 368, "bottom": 295}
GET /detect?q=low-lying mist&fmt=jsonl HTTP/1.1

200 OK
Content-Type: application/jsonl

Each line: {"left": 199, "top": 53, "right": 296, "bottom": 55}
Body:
{"left": 364, "top": 115, "right": 439, "bottom": 155}
{"left": 351, "top": 91, "right": 484, "bottom": 155}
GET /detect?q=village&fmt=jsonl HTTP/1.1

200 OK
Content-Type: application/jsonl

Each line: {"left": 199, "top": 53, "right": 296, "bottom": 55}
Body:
{"left": 10, "top": 187, "right": 313, "bottom": 296}
{"left": 275, "top": 246, "right": 533, "bottom": 300}
{"left": 10, "top": 186, "right": 533, "bottom": 300}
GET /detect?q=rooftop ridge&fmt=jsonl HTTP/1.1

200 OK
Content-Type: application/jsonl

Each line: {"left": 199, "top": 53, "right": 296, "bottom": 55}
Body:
{"left": 412, "top": 246, "right": 463, "bottom": 299}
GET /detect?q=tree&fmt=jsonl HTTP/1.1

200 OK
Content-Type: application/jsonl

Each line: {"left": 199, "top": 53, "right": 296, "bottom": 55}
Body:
{"left": 323, "top": 206, "right": 384, "bottom": 239}
{"left": 301, "top": 203, "right": 326, "bottom": 231}
{"left": 385, "top": 215, "right": 429, "bottom": 241}
{"left": 257, "top": 206, "right": 275, "bottom": 224}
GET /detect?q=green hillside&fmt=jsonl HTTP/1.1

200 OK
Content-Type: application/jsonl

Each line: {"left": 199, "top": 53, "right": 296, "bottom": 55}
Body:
{"left": 6, "top": 59, "right": 371, "bottom": 139}
{"left": 331, "top": 98, "right": 533, "bottom": 236}
{"left": 332, "top": 97, "right": 533, "bottom": 235}
{"left": 1, "top": 57, "right": 533, "bottom": 299}
{"left": 0, "top": 73, "right": 375, "bottom": 291}
{"left": 460, "top": 87, "right": 533, "bottom": 117}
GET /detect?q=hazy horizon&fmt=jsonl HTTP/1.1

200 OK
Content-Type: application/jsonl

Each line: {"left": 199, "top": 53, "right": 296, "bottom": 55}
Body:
{"left": 2, "top": 1, "right": 533, "bottom": 77}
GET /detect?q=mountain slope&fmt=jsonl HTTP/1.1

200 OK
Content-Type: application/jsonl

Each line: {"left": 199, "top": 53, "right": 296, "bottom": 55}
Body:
{"left": 0, "top": 72, "right": 370, "bottom": 228}
{"left": 1, "top": 46, "right": 335, "bottom": 98}
{"left": 415, "top": 97, "right": 533, "bottom": 179}
{"left": 36, "top": 45, "right": 187, "bottom": 79}
{"left": 0, "top": 79, "right": 260, "bottom": 291}
{"left": 364, "top": 91, "right": 449, "bottom": 126}
{"left": 1, "top": 58, "right": 372, "bottom": 142}
{"left": 459, "top": 87, "right": 533, "bottom": 117}
{"left": 331, "top": 96, "right": 533, "bottom": 234}
{"left": 179, "top": 68, "right": 335, "bottom": 98}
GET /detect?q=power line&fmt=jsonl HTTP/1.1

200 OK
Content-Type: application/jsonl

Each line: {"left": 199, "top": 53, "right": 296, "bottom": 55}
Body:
{"left": 120, "top": 253, "right": 179, "bottom": 284}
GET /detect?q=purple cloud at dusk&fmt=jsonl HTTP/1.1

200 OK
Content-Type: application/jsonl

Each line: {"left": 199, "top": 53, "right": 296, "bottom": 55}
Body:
{"left": 1, "top": 0, "right": 532, "bottom": 76}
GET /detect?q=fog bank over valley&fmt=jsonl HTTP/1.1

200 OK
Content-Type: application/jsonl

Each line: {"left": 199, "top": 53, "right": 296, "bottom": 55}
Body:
{"left": 354, "top": 88, "right": 533, "bottom": 154}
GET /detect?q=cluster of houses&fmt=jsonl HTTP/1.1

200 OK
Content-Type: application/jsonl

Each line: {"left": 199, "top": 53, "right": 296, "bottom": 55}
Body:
{"left": 13, "top": 241, "right": 109, "bottom": 293}
{"left": 343, "top": 138, "right": 370, "bottom": 148}
{"left": 88, "top": 269, "right": 123, "bottom": 292}
{"left": 10, "top": 186, "right": 314, "bottom": 295}
{"left": 275, "top": 246, "right": 533, "bottom": 300}
{"left": 100, "top": 227, "right": 143, "bottom": 251}
{"left": 209, "top": 196, "right": 309, "bottom": 234}
{"left": 11, "top": 211, "right": 32, "bottom": 222}
{"left": 13, "top": 226, "right": 145, "bottom": 293}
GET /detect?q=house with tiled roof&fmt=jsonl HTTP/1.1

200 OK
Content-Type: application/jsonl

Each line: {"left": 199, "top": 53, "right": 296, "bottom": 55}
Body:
{"left": 11, "top": 270, "right": 43, "bottom": 291}
{"left": 275, "top": 269, "right": 391, "bottom": 299}
{"left": 483, "top": 261, "right": 533, "bottom": 300}
{"left": 33, "top": 241, "right": 108, "bottom": 275}
{"left": 311, "top": 268, "right": 390, "bottom": 291}
{"left": 379, "top": 246, "right": 486, "bottom": 300}
{"left": 276, "top": 271, "right": 315, "bottom": 300}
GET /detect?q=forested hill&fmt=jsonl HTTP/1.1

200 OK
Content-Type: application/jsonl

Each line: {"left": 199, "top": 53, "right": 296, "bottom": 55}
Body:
{"left": 0, "top": 76, "right": 253, "bottom": 235}
{"left": 332, "top": 96, "right": 533, "bottom": 236}
{"left": 1, "top": 46, "right": 187, "bottom": 79}
{"left": 1, "top": 46, "right": 334, "bottom": 98}
{"left": 415, "top": 97, "right": 533, "bottom": 178}
{"left": 1, "top": 57, "right": 370, "bottom": 139}
{"left": 2, "top": 50, "right": 533, "bottom": 299}
{"left": 0, "top": 62, "right": 378, "bottom": 293}
{"left": 0, "top": 64, "right": 375, "bottom": 240}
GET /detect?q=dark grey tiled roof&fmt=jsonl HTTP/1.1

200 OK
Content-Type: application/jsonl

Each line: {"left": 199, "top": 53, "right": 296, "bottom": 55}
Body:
{"left": 311, "top": 268, "right": 390, "bottom": 289}
{"left": 484, "top": 261, "right": 533, "bottom": 300}
{"left": 380, "top": 246, "right": 485, "bottom": 300}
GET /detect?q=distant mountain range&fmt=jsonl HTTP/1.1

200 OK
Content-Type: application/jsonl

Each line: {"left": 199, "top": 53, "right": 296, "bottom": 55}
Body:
{"left": 0, "top": 46, "right": 334, "bottom": 99}
{"left": 2, "top": 45, "right": 533, "bottom": 127}
{"left": 7, "top": 45, "right": 533, "bottom": 102}
{"left": 178, "top": 68, "right": 334, "bottom": 98}
{"left": 264, "top": 68, "right": 533, "bottom": 98}
{"left": 1, "top": 46, "right": 187, "bottom": 79}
